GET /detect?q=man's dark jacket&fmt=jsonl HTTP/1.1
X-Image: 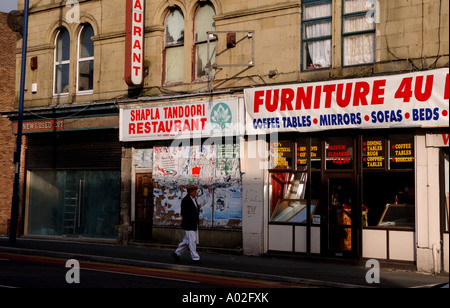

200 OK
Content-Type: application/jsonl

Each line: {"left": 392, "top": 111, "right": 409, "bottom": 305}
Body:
{"left": 181, "top": 194, "right": 199, "bottom": 231}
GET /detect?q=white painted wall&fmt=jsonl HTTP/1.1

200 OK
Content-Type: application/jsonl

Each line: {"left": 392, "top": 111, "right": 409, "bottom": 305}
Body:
{"left": 415, "top": 134, "right": 443, "bottom": 273}
{"left": 241, "top": 137, "right": 268, "bottom": 255}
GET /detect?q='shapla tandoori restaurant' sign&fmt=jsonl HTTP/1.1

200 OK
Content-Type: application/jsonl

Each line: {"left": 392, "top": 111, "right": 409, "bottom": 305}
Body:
{"left": 245, "top": 68, "right": 449, "bottom": 135}
{"left": 120, "top": 99, "right": 241, "bottom": 141}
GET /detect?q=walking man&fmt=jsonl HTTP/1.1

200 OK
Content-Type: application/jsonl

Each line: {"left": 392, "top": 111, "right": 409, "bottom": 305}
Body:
{"left": 172, "top": 186, "right": 201, "bottom": 264}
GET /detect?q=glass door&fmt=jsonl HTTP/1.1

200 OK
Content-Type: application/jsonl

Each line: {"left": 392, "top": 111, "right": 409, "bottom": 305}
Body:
{"left": 28, "top": 170, "right": 120, "bottom": 239}
{"left": 70, "top": 171, "right": 121, "bottom": 238}
{"left": 326, "top": 175, "right": 356, "bottom": 257}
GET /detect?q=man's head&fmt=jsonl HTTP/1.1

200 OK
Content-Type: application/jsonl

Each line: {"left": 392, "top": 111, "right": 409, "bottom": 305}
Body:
{"left": 187, "top": 186, "right": 198, "bottom": 197}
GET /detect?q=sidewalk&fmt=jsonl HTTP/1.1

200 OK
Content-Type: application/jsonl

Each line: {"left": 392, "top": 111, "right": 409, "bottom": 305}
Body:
{"left": 0, "top": 237, "right": 448, "bottom": 288}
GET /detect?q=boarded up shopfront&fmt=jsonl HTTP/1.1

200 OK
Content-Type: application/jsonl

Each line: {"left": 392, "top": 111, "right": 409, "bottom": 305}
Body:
{"left": 121, "top": 98, "right": 244, "bottom": 249}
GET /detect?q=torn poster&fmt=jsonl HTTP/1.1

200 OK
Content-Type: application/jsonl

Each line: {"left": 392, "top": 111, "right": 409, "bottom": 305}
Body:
{"left": 152, "top": 143, "right": 241, "bottom": 188}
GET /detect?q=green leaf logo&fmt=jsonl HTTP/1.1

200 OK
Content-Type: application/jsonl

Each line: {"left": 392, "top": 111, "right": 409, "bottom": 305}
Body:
{"left": 211, "top": 103, "right": 232, "bottom": 130}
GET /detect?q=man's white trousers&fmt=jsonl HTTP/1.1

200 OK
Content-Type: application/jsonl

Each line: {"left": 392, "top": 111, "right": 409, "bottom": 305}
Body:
{"left": 175, "top": 230, "right": 200, "bottom": 261}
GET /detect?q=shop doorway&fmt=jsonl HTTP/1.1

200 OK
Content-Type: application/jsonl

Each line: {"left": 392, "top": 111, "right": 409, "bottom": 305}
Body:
{"left": 27, "top": 170, "right": 121, "bottom": 239}
{"left": 324, "top": 174, "right": 358, "bottom": 258}
{"left": 134, "top": 173, "right": 154, "bottom": 241}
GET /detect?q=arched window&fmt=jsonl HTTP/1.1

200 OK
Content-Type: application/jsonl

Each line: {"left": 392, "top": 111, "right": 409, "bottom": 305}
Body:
{"left": 54, "top": 27, "right": 70, "bottom": 95}
{"left": 164, "top": 8, "right": 185, "bottom": 84}
{"left": 194, "top": 2, "right": 215, "bottom": 80}
{"left": 77, "top": 24, "right": 94, "bottom": 93}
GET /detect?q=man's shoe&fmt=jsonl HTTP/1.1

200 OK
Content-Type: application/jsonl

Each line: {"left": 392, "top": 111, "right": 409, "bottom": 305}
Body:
{"left": 171, "top": 252, "right": 180, "bottom": 262}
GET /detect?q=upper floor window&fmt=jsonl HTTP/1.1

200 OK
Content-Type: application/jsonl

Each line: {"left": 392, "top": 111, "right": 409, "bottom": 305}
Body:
{"left": 54, "top": 27, "right": 70, "bottom": 95}
{"left": 77, "top": 24, "right": 94, "bottom": 94}
{"left": 194, "top": 2, "right": 216, "bottom": 80}
{"left": 342, "top": 0, "right": 375, "bottom": 66}
{"left": 302, "top": 0, "right": 332, "bottom": 70}
{"left": 164, "top": 8, "right": 185, "bottom": 84}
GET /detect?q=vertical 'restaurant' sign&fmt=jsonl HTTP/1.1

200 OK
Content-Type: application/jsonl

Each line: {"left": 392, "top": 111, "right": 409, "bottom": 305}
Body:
{"left": 125, "top": 0, "right": 145, "bottom": 86}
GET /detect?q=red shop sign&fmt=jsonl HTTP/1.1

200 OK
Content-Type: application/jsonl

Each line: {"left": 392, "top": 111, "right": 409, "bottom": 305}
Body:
{"left": 125, "top": 0, "right": 145, "bottom": 86}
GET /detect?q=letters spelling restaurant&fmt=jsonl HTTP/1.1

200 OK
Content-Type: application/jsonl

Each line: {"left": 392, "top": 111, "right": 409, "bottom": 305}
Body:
{"left": 244, "top": 68, "right": 449, "bottom": 268}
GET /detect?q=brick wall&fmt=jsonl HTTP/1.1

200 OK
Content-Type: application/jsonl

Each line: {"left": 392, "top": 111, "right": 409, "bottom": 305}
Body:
{"left": 0, "top": 12, "right": 17, "bottom": 235}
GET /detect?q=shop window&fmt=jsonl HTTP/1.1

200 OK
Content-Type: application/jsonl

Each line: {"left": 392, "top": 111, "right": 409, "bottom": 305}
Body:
{"left": 362, "top": 134, "right": 415, "bottom": 229}
{"left": 297, "top": 138, "right": 322, "bottom": 170}
{"left": 54, "top": 27, "right": 70, "bottom": 95}
{"left": 325, "top": 137, "right": 354, "bottom": 170}
{"left": 269, "top": 139, "right": 322, "bottom": 224}
{"left": 363, "top": 172, "right": 415, "bottom": 228}
{"left": 27, "top": 170, "right": 120, "bottom": 238}
{"left": 342, "top": 0, "right": 375, "bottom": 66}
{"left": 362, "top": 136, "right": 385, "bottom": 169}
{"left": 194, "top": 2, "right": 216, "bottom": 80}
{"left": 362, "top": 135, "right": 414, "bottom": 171}
{"left": 302, "top": 0, "right": 332, "bottom": 70}
{"left": 389, "top": 135, "right": 414, "bottom": 170}
{"left": 164, "top": 8, "right": 185, "bottom": 84}
{"left": 270, "top": 172, "right": 311, "bottom": 223}
{"left": 77, "top": 24, "right": 94, "bottom": 94}
{"left": 270, "top": 141, "right": 294, "bottom": 170}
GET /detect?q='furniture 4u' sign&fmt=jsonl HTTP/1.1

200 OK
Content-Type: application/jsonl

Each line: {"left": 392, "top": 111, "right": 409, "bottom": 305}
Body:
{"left": 245, "top": 68, "right": 449, "bottom": 134}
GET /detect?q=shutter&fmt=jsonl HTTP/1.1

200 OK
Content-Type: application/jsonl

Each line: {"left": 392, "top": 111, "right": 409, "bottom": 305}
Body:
{"left": 26, "top": 129, "right": 121, "bottom": 170}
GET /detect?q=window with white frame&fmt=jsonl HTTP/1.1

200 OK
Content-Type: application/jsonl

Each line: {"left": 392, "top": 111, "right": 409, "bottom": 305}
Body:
{"left": 164, "top": 8, "right": 185, "bottom": 84}
{"left": 302, "top": 0, "right": 332, "bottom": 70}
{"left": 342, "top": 0, "right": 375, "bottom": 66}
{"left": 77, "top": 24, "right": 94, "bottom": 94}
{"left": 194, "top": 2, "right": 216, "bottom": 80}
{"left": 54, "top": 27, "right": 70, "bottom": 95}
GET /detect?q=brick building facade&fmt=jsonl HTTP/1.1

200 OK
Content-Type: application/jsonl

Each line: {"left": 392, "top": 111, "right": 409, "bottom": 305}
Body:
{"left": 1, "top": 0, "right": 448, "bottom": 273}
{"left": 0, "top": 12, "right": 17, "bottom": 236}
